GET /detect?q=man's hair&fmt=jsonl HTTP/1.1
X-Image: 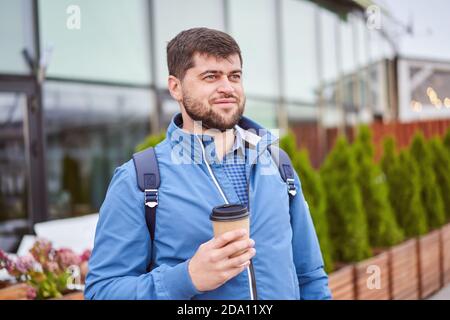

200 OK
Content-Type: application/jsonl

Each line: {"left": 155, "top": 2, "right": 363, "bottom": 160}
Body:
{"left": 167, "top": 27, "right": 242, "bottom": 80}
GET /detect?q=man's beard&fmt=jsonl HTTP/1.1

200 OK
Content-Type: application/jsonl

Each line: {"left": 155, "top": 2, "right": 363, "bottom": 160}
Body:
{"left": 182, "top": 92, "right": 245, "bottom": 132}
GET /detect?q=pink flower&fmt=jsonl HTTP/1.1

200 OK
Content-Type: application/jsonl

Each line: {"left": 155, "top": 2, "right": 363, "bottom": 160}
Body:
{"left": 80, "top": 249, "right": 91, "bottom": 263}
{"left": 5, "top": 259, "right": 19, "bottom": 277}
{"left": 30, "top": 238, "right": 53, "bottom": 265}
{"left": 14, "top": 255, "right": 35, "bottom": 274}
{"left": 26, "top": 286, "right": 37, "bottom": 300}
{"left": 0, "top": 249, "right": 10, "bottom": 268}
{"left": 55, "top": 248, "right": 81, "bottom": 270}
{"left": 43, "top": 261, "right": 60, "bottom": 273}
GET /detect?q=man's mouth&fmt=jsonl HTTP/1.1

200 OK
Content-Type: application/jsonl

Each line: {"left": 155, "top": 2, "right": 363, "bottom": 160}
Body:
{"left": 212, "top": 98, "right": 237, "bottom": 105}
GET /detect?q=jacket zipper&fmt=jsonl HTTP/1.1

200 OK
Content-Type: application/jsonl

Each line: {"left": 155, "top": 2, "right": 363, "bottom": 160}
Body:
{"left": 243, "top": 140, "right": 276, "bottom": 299}
{"left": 246, "top": 162, "right": 258, "bottom": 300}
{"left": 196, "top": 135, "right": 257, "bottom": 300}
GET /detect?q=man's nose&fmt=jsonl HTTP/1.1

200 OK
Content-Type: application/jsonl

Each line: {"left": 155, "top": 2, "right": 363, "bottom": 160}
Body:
{"left": 217, "top": 77, "right": 235, "bottom": 94}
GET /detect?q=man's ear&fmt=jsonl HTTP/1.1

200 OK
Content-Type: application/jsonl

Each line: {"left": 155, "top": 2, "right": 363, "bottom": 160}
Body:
{"left": 168, "top": 75, "right": 182, "bottom": 101}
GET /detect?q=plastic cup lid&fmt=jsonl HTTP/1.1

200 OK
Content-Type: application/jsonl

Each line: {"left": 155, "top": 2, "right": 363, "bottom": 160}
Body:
{"left": 210, "top": 203, "right": 249, "bottom": 222}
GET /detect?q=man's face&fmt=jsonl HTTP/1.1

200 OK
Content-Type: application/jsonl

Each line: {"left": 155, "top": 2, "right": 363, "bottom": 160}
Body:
{"left": 179, "top": 53, "right": 245, "bottom": 131}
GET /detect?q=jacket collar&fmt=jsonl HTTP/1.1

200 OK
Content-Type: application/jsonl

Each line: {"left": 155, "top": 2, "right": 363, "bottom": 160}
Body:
{"left": 166, "top": 113, "right": 278, "bottom": 165}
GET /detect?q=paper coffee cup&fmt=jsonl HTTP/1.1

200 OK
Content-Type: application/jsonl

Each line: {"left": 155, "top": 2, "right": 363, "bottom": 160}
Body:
{"left": 210, "top": 204, "right": 250, "bottom": 258}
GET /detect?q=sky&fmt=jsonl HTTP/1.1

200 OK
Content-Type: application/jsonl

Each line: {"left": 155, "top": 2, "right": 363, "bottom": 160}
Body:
{"left": 377, "top": 0, "right": 450, "bottom": 61}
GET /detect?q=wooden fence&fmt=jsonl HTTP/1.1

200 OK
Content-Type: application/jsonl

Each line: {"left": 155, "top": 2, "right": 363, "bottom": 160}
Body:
{"left": 290, "top": 119, "right": 450, "bottom": 168}
{"left": 329, "top": 223, "right": 450, "bottom": 300}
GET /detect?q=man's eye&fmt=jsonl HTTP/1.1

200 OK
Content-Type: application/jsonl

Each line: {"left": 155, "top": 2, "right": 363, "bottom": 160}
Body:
{"left": 204, "top": 75, "right": 216, "bottom": 80}
{"left": 230, "top": 74, "right": 241, "bottom": 80}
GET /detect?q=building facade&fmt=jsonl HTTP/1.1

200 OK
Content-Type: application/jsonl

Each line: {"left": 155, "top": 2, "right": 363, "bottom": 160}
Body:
{"left": 0, "top": 0, "right": 411, "bottom": 251}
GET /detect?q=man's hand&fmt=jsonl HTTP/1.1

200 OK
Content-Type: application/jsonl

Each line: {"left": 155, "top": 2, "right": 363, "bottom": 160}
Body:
{"left": 188, "top": 229, "right": 256, "bottom": 292}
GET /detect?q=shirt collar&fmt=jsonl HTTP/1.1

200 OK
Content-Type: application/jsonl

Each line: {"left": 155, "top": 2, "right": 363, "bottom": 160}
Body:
{"left": 166, "top": 113, "right": 278, "bottom": 165}
{"left": 230, "top": 125, "right": 245, "bottom": 158}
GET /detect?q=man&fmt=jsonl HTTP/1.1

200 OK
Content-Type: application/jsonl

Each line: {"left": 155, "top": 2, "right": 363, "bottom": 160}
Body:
{"left": 85, "top": 27, "right": 331, "bottom": 300}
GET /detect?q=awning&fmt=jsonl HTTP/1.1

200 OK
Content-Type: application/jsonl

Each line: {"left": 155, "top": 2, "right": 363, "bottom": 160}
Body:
{"left": 306, "top": 0, "right": 380, "bottom": 20}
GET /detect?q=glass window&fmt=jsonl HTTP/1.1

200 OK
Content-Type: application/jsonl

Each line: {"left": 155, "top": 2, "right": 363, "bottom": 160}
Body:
{"left": 0, "top": 0, "right": 29, "bottom": 74}
{"left": 39, "top": 0, "right": 151, "bottom": 84}
{"left": 154, "top": 0, "right": 225, "bottom": 88}
{"left": 320, "top": 9, "right": 339, "bottom": 85}
{"left": 411, "top": 69, "right": 450, "bottom": 108}
{"left": 320, "top": 7, "right": 340, "bottom": 124}
{"left": 43, "top": 82, "right": 154, "bottom": 218}
{"left": 354, "top": 15, "right": 371, "bottom": 112}
{"left": 340, "top": 15, "right": 356, "bottom": 75}
{"left": 355, "top": 14, "right": 369, "bottom": 68}
{"left": 0, "top": 93, "right": 28, "bottom": 252}
{"left": 282, "top": 0, "right": 319, "bottom": 103}
{"left": 229, "top": 0, "right": 279, "bottom": 98}
{"left": 368, "top": 28, "right": 395, "bottom": 64}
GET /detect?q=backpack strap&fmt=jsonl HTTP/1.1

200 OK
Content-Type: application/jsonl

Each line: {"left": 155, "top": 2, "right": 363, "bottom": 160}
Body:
{"left": 133, "top": 147, "right": 160, "bottom": 270}
{"left": 268, "top": 146, "right": 297, "bottom": 197}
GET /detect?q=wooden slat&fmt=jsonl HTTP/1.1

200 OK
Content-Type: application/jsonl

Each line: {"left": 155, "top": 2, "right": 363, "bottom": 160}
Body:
{"left": 394, "top": 290, "right": 419, "bottom": 300}
{"left": 0, "top": 283, "right": 32, "bottom": 300}
{"left": 392, "top": 280, "right": 419, "bottom": 297}
{"left": 391, "top": 257, "right": 418, "bottom": 269}
{"left": 421, "top": 282, "right": 440, "bottom": 298}
{"left": 331, "top": 286, "right": 355, "bottom": 300}
{"left": 390, "top": 239, "right": 419, "bottom": 300}
{"left": 442, "top": 224, "right": 450, "bottom": 285}
{"left": 390, "top": 239, "right": 417, "bottom": 256}
{"left": 355, "top": 252, "right": 390, "bottom": 300}
{"left": 391, "top": 273, "right": 418, "bottom": 290}
{"left": 329, "top": 265, "right": 355, "bottom": 300}
{"left": 420, "top": 272, "right": 440, "bottom": 289}
{"left": 418, "top": 231, "right": 441, "bottom": 299}
{"left": 325, "top": 225, "right": 450, "bottom": 300}
{"left": 390, "top": 262, "right": 418, "bottom": 275}
{"left": 393, "top": 281, "right": 418, "bottom": 296}
{"left": 329, "top": 266, "right": 354, "bottom": 288}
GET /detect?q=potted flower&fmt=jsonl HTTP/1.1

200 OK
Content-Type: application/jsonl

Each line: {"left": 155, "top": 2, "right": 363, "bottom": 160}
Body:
{"left": 0, "top": 239, "right": 90, "bottom": 300}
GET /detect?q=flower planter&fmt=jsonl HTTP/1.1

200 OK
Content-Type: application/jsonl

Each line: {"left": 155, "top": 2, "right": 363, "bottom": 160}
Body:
{"left": 418, "top": 229, "right": 441, "bottom": 299}
{"left": 0, "top": 283, "right": 34, "bottom": 300}
{"left": 1, "top": 239, "right": 91, "bottom": 300}
{"left": 442, "top": 223, "right": 450, "bottom": 285}
{"left": 0, "top": 282, "right": 84, "bottom": 300}
{"left": 328, "top": 265, "right": 355, "bottom": 300}
{"left": 355, "top": 252, "right": 390, "bottom": 300}
{"left": 389, "top": 239, "right": 419, "bottom": 300}
{"left": 328, "top": 224, "right": 450, "bottom": 300}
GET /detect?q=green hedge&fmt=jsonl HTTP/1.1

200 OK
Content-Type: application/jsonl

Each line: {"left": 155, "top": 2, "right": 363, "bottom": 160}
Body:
{"left": 428, "top": 137, "right": 450, "bottom": 222}
{"left": 135, "top": 132, "right": 166, "bottom": 152}
{"left": 280, "top": 132, "right": 333, "bottom": 272}
{"left": 353, "top": 126, "right": 404, "bottom": 248}
{"left": 410, "top": 132, "right": 446, "bottom": 229}
{"left": 381, "top": 137, "right": 427, "bottom": 237}
{"left": 444, "top": 128, "right": 450, "bottom": 155}
{"left": 320, "top": 136, "right": 372, "bottom": 263}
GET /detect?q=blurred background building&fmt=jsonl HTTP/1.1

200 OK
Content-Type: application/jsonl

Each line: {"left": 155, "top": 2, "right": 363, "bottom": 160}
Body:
{"left": 1, "top": 0, "right": 450, "bottom": 252}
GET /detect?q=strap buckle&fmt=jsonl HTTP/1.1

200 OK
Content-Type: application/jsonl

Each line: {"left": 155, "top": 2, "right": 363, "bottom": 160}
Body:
{"left": 286, "top": 178, "right": 297, "bottom": 196}
{"left": 144, "top": 189, "right": 158, "bottom": 208}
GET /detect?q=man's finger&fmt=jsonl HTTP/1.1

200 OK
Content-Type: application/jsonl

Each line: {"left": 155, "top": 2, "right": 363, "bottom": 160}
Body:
{"left": 216, "top": 238, "right": 254, "bottom": 261}
{"left": 223, "top": 247, "right": 256, "bottom": 269}
{"left": 210, "top": 229, "right": 247, "bottom": 249}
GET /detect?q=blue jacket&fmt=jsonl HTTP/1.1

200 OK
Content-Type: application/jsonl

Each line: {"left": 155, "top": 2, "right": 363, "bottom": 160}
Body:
{"left": 85, "top": 113, "right": 331, "bottom": 300}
